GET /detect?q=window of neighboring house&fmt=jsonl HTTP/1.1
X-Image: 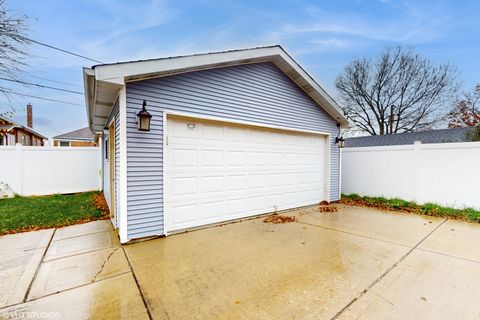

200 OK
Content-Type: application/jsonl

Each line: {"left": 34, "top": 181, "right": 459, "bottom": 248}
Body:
{"left": 21, "top": 135, "right": 26, "bottom": 145}
{"left": 59, "top": 141, "right": 70, "bottom": 147}
{"left": 0, "top": 135, "right": 4, "bottom": 146}
{"left": 105, "top": 137, "right": 109, "bottom": 160}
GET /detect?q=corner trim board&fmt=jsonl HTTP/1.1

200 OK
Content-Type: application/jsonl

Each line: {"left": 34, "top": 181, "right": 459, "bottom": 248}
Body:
{"left": 118, "top": 87, "right": 128, "bottom": 243}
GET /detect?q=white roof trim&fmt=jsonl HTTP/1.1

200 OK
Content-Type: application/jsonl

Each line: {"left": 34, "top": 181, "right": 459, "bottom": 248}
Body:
{"left": 53, "top": 138, "right": 95, "bottom": 142}
{"left": 84, "top": 45, "right": 349, "bottom": 132}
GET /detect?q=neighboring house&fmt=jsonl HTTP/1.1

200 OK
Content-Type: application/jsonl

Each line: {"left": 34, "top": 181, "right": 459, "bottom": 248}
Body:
{"left": 0, "top": 104, "right": 46, "bottom": 146}
{"left": 83, "top": 45, "right": 349, "bottom": 243}
{"left": 345, "top": 127, "right": 473, "bottom": 148}
{"left": 53, "top": 127, "right": 98, "bottom": 147}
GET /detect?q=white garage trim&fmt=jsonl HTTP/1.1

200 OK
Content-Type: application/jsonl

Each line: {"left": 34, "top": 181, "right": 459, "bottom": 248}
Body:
{"left": 163, "top": 110, "right": 331, "bottom": 234}
{"left": 164, "top": 110, "right": 332, "bottom": 137}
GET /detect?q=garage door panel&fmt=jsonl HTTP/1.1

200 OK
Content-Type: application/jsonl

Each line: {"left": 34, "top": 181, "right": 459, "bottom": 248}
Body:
{"left": 166, "top": 116, "right": 328, "bottom": 232}
{"left": 247, "top": 151, "right": 267, "bottom": 166}
{"left": 267, "top": 173, "right": 283, "bottom": 187}
{"left": 170, "top": 204, "right": 197, "bottom": 225}
{"left": 201, "top": 149, "right": 224, "bottom": 167}
{"left": 171, "top": 120, "right": 197, "bottom": 140}
{"left": 227, "top": 127, "right": 246, "bottom": 142}
{"left": 225, "top": 175, "right": 247, "bottom": 190}
{"left": 248, "top": 174, "right": 266, "bottom": 189}
{"left": 171, "top": 177, "right": 197, "bottom": 196}
{"left": 248, "top": 196, "right": 266, "bottom": 211}
{"left": 267, "top": 152, "right": 283, "bottom": 166}
{"left": 227, "top": 151, "right": 247, "bottom": 166}
{"left": 201, "top": 123, "right": 224, "bottom": 140}
{"left": 199, "top": 201, "right": 224, "bottom": 220}
{"left": 171, "top": 148, "right": 198, "bottom": 168}
{"left": 225, "top": 198, "right": 247, "bottom": 216}
{"left": 201, "top": 176, "right": 224, "bottom": 193}
{"left": 268, "top": 132, "right": 284, "bottom": 144}
{"left": 248, "top": 129, "right": 267, "bottom": 144}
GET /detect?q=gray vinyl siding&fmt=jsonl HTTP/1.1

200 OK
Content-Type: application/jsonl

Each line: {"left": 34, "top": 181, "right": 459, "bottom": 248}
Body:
{"left": 125, "top": 62, "right": 340, "bottom": 239}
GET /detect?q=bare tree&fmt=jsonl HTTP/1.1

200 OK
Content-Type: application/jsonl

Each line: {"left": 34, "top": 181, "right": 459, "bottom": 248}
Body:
{"left": 335, "top": 46, "right": 459, "bottom": 135}
{"left": 0, "top": 0, "right": 30, "bottom": 119}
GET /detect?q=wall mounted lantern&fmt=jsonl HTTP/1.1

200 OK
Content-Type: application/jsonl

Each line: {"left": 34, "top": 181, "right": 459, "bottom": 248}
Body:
{"left": 335, "top": 136, "right": 345, "bottom": 148}
{"left": 137, "top": 100, "right": 152, "bottom": 132}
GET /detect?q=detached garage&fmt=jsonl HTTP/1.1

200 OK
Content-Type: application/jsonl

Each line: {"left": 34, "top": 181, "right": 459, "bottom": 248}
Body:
{"left": 83, "top": 45, "right": 349, "bottom": 243}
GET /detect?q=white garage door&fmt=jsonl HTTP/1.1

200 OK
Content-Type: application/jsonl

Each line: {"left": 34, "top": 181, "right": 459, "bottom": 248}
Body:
{"left": 165, "top": 116, "right": 329, "bottom": 233}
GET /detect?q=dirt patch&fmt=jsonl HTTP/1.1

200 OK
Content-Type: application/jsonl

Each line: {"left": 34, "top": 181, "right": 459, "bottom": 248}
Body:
{"left": 1, "top": 216, "right": 111, "bottom": 235}
{"left": 319, "top": 205, "right": 338, "bottom": 213}
{"left": 92, "top": 193, "right": 110, "bottom": 216}
{"left": 263, "top": 214, "right": 296, "bottom": 224}
{"left": 339, "top": 197, "right": 417, "bottom": 214}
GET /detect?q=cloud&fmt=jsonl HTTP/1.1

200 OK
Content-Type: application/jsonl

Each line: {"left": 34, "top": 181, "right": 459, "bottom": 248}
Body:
{"left": 308, "top": 39, "right": 351, "bottom": 47}
{"left": 81, "top": 0, "right": 178, "bottom": 54}
{"left": 266, "top": 2, "right": 450, "bottom": 47}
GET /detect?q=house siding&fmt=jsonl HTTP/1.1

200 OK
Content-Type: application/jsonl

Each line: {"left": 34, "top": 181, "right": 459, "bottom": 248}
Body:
{"left": 125, "top": 62, "right": 340, "bottom": 239}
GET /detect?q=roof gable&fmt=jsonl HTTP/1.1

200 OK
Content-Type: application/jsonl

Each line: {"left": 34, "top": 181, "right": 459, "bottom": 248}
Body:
{"left": 84, "top": 45, "right": 349, "bottom": 133}
{"left": 53, "top": 127, "right": 95, "bottom": 141}
{"left": 346, "top": 127, "right": 473, "bottom": 147}
{"left": 0, "top": 115, "right": 47, "bottom": 139}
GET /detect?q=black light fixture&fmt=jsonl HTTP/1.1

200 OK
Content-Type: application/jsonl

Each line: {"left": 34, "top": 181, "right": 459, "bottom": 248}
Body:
{"left": 335, "top": 136, "right": 345, "bottom": 148}
{"left": 137, "top": 100, "right": 152, "bottom": 132}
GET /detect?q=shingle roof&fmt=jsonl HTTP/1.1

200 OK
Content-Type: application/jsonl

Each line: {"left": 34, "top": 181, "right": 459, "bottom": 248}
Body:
{"left": 345, "top": 127, "right": 473, "bottom": 148}
{"left": 0, "top": 115, "right": 48, "bottom": 139}
{"left": 53, "top": 127, "right": 95, "bottom": 141}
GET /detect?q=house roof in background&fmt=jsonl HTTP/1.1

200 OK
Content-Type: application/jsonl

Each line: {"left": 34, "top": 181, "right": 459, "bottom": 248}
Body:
{"left": 0, "top": 115, "right": 48, "bottom": 139}
{"left": 345, "top": 127, "right": 473, "bottom": 148}
{"left": 83, "top": 45, "right": 350, "bottom": 133}
{"left": 52, "top": 127, "right": 96, "bottom": 141}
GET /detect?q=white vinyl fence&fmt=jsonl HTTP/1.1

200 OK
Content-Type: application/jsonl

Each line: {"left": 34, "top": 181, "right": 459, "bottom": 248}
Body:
{"left": 0, "top": 145, "right": 101, "bottom": 196}
{"left": 341, "top": 141, "right": 480, "bottom": 210}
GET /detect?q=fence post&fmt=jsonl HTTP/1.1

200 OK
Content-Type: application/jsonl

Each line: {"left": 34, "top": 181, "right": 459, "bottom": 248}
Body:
{"left": 16, "top": 143, "right": 24, "bottom": 196}
{"left": 98, "top": 136, "right": 103, "bottom": 191}
{"left": 412, "top": 141, "right": 422, "bottom": 204}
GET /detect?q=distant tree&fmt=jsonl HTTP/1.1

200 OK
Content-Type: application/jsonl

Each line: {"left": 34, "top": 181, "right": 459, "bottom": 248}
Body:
{"left": 466, "top": 126, "right": 480, "bottom": 141}
{"left": 0, "top": 0, "right": 30, "bottom": 130}
{"left": 447, "top": 84, "right": 480, "bottom": 128}
{"left": 335, "top": 46, "right": 458, "bottom": 135}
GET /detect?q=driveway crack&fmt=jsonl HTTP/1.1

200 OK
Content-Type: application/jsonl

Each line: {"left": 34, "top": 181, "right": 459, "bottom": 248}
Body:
{"left": 330, "top": 218, "right": 448, "bottom": 320}
{"left": 23, "top": 228, "right": 56, "bottom": 302}
{"left": 122, "top": 246, "right": 154, "bottom": 320}
{"left": 91, "top": 247, "right": 120, "bottom": 282}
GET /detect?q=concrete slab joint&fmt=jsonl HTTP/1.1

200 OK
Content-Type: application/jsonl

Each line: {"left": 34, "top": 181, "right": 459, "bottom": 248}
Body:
{"left": 1, "top": 206, "right": 480, "bottom": 319}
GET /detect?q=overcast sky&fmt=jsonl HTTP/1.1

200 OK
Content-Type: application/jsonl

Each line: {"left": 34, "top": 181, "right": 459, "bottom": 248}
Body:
{"left": 3, "top": 0, "right": 479, "bottom": 138}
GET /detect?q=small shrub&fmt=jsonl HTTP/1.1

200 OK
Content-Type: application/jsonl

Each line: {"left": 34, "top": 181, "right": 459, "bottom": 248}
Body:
{"left": 346, "top": 193, "right": 361, "bottom": 200}
{"left": 341, "top": 194, "right": 480, "bottom": 224}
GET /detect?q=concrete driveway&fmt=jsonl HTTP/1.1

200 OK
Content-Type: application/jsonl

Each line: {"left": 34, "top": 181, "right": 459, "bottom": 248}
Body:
{"left": 1, "top": 205, "right": 480, "bottom": 319}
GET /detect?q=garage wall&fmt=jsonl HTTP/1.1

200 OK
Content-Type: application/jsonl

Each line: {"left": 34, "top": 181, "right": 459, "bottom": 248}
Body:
{"left": 102, "top": 102, "right": 120, "bottom": 228}
{"left": 102, "top": 131, "right": 110, "bottom": 208}
{"left": 126, "top": 62, "right": 340, "bottom": 239}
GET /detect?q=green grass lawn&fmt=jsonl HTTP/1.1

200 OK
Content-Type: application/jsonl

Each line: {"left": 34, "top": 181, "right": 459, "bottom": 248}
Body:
{"left": 0, "top": 191, "right": 109, "bottom": 235}
{"left": 341, "top": 193, "right": 480, "bottom": 223}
